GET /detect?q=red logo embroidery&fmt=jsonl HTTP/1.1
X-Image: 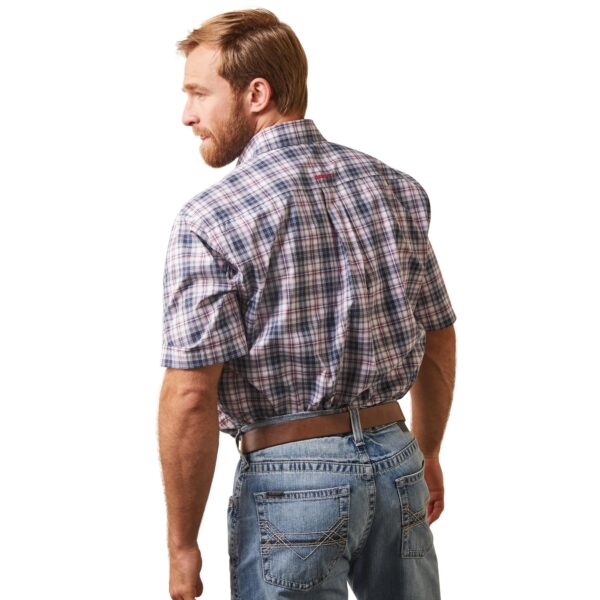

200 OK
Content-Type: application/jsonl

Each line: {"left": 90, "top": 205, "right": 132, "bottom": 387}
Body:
{"left": 314, "top": 173, "right": 332, "bottom": 180}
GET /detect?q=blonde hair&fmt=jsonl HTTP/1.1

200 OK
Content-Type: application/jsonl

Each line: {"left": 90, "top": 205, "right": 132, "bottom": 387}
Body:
{"left": 177, "top": 9, "right": 308, "bottom": 117}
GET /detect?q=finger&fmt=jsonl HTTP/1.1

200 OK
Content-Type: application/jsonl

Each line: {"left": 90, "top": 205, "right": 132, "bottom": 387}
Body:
{"left": 170, "top": 586, "right": 199, "bottom": 600}
{"left": 427, "top": 509, "right": 439, "bottom": 525}
{"left": 427, "top": 499, "right": 443, "bottom": 525}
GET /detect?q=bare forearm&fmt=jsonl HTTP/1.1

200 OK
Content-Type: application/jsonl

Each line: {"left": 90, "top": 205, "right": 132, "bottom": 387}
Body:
{"left": 158, "top": 388, "right": 219, "bottom": 552}
{"left": 410, "top": 325, "right": 456, "bottom": 458}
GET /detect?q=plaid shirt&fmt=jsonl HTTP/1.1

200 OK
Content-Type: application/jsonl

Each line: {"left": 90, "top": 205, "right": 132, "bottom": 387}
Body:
{"left": 161, "top": 119, "right": 456, "bottom": 437}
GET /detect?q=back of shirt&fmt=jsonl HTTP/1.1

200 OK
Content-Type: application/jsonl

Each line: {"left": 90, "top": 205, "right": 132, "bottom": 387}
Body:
{"left": 161, "top": 119, "right": 457, "bottom": 437}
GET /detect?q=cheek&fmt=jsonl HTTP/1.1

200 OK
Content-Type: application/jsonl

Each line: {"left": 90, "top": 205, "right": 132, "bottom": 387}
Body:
{"left": 203, "top": 102, "right": 222, "bottom": 130}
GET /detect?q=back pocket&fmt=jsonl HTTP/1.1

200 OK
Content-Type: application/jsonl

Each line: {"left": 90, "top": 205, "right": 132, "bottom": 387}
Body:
{"left": 395, "top": 460, "right": 434, "bottom": 557}
{"left": 253, "top": 484, "right": 350, "bottom": 591}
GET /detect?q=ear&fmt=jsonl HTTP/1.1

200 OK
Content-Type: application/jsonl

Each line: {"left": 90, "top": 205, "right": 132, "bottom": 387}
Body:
{"left": 246, "top": 77, "right": 273, "bottom": 114}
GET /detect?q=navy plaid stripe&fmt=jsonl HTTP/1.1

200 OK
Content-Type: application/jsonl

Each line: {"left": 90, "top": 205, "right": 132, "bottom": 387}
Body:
{"left": 161, "top": 119, "right": 456, "bottom": 436}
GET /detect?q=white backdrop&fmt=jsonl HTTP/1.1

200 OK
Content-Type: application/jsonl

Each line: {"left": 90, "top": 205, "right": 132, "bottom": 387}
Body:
{"left": 1, "top": 1, "right": 598, "bottom": 598}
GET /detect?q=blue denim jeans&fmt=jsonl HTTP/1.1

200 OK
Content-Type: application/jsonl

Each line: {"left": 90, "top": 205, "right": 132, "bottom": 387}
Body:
{"left": 227, "top": 403, "right": 441, "bottom": 599}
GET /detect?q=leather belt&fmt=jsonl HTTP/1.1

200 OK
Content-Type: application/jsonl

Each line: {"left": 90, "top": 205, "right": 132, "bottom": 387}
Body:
{"left": 238, "top": 401, "right": 406, "bottom": 453}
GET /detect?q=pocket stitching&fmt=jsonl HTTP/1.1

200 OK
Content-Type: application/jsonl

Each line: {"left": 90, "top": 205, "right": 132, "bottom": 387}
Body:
{"left": 394, "top": 462, "right": 433, "bottom": 558}
{"left": 254, "top": 484, "right": 350, "bottom": 590}
{"left": 261, "top": 515, "right": 348, "bottom": 559}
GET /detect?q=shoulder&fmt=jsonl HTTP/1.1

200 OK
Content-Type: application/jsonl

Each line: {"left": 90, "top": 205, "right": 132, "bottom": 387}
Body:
{"left": 323, "top": 140, "right": 429, "bottom": 194}
{"left": 177, "top": 158, "right": 295, "bottom": 235}
{"left": 322, "top": 140, "right": 432, "bottom": 227}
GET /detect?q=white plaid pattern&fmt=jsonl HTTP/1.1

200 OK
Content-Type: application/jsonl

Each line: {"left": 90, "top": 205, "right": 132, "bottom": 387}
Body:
{"left": 161, "top": 119, "right": 456, "bottom": 436}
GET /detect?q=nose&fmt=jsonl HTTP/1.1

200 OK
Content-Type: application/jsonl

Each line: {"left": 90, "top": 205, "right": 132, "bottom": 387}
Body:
{"left": 182, "top": 98, "right": 199, "bottom": 127}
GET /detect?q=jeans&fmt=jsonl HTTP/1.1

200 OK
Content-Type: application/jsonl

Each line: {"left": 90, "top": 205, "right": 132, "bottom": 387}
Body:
{"left": 227, "top": 403, "right": 441, "bottom": 599}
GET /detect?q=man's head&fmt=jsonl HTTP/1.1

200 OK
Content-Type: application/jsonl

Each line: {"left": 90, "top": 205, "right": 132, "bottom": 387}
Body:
{"left": 177, "top": 9, "right": 309, "bottom": 168}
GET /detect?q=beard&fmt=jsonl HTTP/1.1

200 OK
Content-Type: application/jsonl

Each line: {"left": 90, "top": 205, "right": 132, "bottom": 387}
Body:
{"left": 198, "top": 93, "right": 256, "bottom": 168}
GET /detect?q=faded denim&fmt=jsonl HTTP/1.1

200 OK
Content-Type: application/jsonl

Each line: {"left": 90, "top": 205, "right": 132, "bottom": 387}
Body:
{"left": 227, "top": 403, "right": 441, "bottom": 599}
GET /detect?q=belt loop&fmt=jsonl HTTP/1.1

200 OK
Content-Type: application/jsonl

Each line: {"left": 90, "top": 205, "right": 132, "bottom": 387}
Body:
{"left": 398, "top": 420, "right": 409, "bottom": 432}
{"left": 235, "top": 428, "right": 250, "bottom": 470}
{"left": 348, "top": 406, "right": 365, "bottom": 447}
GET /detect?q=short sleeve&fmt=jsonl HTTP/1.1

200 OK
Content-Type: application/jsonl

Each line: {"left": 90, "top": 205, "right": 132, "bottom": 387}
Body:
{"left": 413, "top": 238, "right": 457, "bottom": 331}
{"left": 160, "top": 214, "right": 248, "bottom": 368}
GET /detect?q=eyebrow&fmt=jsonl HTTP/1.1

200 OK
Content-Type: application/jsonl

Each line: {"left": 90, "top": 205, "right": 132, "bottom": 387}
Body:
{"left": 181, "top": 83, "right": 210, "bottom": 93}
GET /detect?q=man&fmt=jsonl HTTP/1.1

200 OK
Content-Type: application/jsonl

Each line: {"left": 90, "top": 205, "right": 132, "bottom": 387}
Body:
{"left": 158, "top": 9, "right": 457, "bottom": 600}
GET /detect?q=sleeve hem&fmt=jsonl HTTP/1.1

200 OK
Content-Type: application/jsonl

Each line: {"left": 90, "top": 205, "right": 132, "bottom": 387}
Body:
{"left": 420, "top": 313, "right": 457, "bottom": 332}
{"left": 160, "top": 343, "right": 247, "bottom": 369}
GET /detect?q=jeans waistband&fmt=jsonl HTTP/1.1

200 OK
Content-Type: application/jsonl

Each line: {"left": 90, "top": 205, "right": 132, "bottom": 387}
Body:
{"left": 234, "top": 400, "right": 401, "bottom": 450}
{"left": 237, "top": 401, "right": 403, "bottom": 434}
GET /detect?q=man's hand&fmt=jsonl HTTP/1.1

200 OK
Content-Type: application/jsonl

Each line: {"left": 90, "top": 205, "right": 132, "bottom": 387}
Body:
{"left": 423, "top": 456, "right": 444, "bottom": 525}
{"left": 169, "top": 544, "right": 203, "bottom": 599}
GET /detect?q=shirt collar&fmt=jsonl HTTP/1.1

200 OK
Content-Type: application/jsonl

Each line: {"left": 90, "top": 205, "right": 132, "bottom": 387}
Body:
{"left": 236, "top": 118, "right": 326, "bottom": 167}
